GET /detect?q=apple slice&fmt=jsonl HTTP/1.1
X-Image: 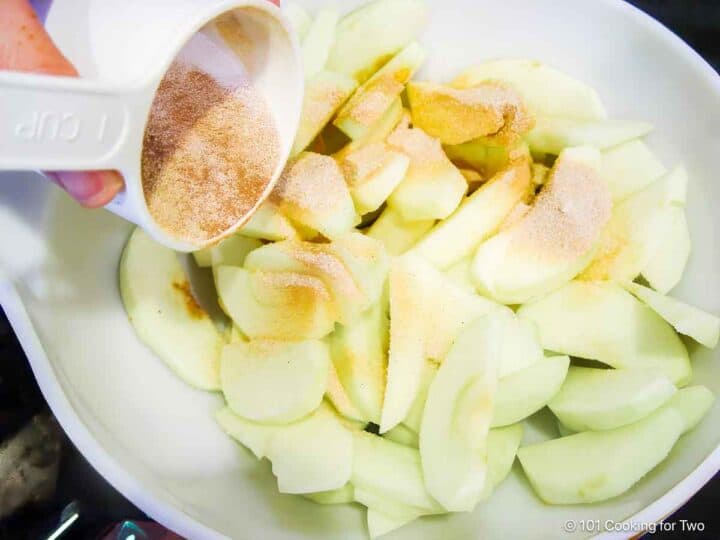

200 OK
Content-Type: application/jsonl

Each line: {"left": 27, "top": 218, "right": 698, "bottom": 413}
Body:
{"left": 331, "top": 233, "right": 390, "bottom": 307}
{"left": 335, "top": 42, "right": 426, "bottom": 140}
{"left": 525, "top": 117, "right": 653, "bottom": 155}
{"left": 340, "top": 142, "right": 410, "bottom": 214}
{"left": 407, "top": 81, "right": 533, "bottom": 145}
{"left": 325, "top": 360, "right": 366, "bottom": 422}
{"left": 582, "top": 167, "right": 688, "bottom": 283}
{"left": 386, "top": 124, "right": 468, "bottom": 221}
{"left": 267, "top": 402, "right": 353, "bottom": 494}
{"left": 492, "top": 356, "right": 570, "bottom": 427}
{"left": 216, "top": 266, "right": 337, "bottom": 341}
{"left": 355, "top": 486, "right": 426, "bottom": 519}
{"left": 410, "top": 158, "right": 531, "bottom": 269}
{"left": 663, "top": 386, "right": 714, "bottom": 434}
{"left": 383, "top": 424, "right": 419, "bottom": 448}
{"left": 480, "top": 424, "right": 524, "bottom": 500}
{"left": 452, "top": 59, "right": 606, "bottom": 120}
{"left": 215, "top": 406, "right": 277, "bottom": 459}
{"left": 220, "top": 340, "right": 330, "bottom": 424}
{"left": 352, "top": 431, "right": 442, "bottom": 512}
{"left": 283, "top": 1, "right": 312, "bottom": 39}
{"left": 366, "top": 208, "right": 435, "bottom": 256}
{"left": 270, "top": 152, "right": 359, "bottom": 239}
{"left": 498, "top": 317, "right": 545, "bottom": 378}
{"left": 192, "top": 248, "right": 213, "bottom": 268}
{"left": 331, "top": 303, "right": 388, "bottom": 423}
{"left": 444, "top": 140, "right": 528, "bottom": 179}
{"left": 517, "top": 405, "right": 685, "bottom": 504}
{"left": 472, "top": 147, "right": 612, "bottom": 304}
{"left": 623, "top": 282, "right": 720, "bottom": 348}
{"left": 327, "top": 0, "right": 428, "bottom": 84}
{"left": 335, "top": 98, "right": 404, "bottom": 162}
{"left": 444, "top": 256, "right": 474, "bottom": 291}
{"left": 239, "top": 202, "right": 298, "bottom": 241}
{"left": 291, "top": 71, "right": 358, "bottom": 157}
{"left": 304, "top": 483, "right": 355, "bottom": 505}
{"left": 518, "top": 281, "right": 691, "bottom": 385}
{"left": 120, "top": 228, "right": 223, "bottom": 391}
{"left": 211, "top": 235, "right": 262, "bottom": 268}
{"left": 548, "top": 367, "right": 677, "bottom": 432}
{"left": 642, "top": 207, "right": 691, "bottom": 294}
{"left": 403, "top": 360, "right": 438, "bottom": 433}
{"left": 601, "top": 139, "right": 666, "bottom": 201}
{"left": 420, "top": 313, "right": 506, "bottom": 511}
{"left": 301, "top": 9, "right": 338, "bottom": 80}
{"left": 367, "top": 508, "right": 420, "bottom": 539}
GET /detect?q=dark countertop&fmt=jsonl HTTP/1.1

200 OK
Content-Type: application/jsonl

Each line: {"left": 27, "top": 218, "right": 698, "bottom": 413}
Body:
{"left": 1, "top": 1, "right": 719, "bottom": 539}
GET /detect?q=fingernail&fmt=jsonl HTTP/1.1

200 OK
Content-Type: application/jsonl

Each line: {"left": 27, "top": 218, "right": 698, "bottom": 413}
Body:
{"left": 50, "top": 170, "right": 124, "bottom": 208}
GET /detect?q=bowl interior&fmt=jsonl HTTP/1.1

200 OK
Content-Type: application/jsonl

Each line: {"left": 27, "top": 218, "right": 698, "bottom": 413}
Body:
{"left": 1, "top": 0, "right": 720, "bottom": 539}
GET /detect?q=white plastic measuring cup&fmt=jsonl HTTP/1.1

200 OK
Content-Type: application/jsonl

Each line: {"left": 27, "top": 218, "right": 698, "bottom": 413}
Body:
{"left": 0, "top": 0, "right": 304, "bottom": 252}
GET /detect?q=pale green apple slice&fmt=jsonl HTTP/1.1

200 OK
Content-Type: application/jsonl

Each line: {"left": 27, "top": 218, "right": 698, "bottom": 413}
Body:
{"left": 525, "top": 117, "right": 653, "bottom": 155}
{"left": 216, "top": 266, "right": 337, "bottom": 341}
{"left": 557, "top": 421, "right": 575, "bottom": 438}
{"left": 386, "top": 125, "right": 468, "bottom": 222}
{"left": 192, "top": 248, "right": 213, "bottom": 268}
{"left": 548, "top": 367, "right": 677, "bottom": 432}
{"left": 335, "top": 42, "right": 426, "bottom": 140}
{"left": 366, "top": 208, "right": 435, "bottom": 256}
{"left": 642, "top": 207, "right": 691, "bottom": 294}
{"left": 283, "top": 1, "right": 312, "bottom": 40}
{"left": 331, "top": 303, "right": 388, "bottom": 423}
{"left": 327, "top": 0, "right": 428, "bottom": 83}
{"left": 518, "top": 281, "right": 691, "bottom": 385}
{"left": 120, "top": 228, "right": 223, "bottom": 391}
{"left": 480, "top": 424, "right": 524, "bottom": 500}
{"left": 239, "top": 202, "right": 298, "bottom": 241}
{"left": 444, "top": 256, "right": 475, "bottom": 291}
{"left": 452, "top": 59, "right": 606, "bottom": 120}
{"left": 582, "top": 167, "right": 687, "bottom": 283}
{"left": 271, "top": 152, "right": 360, "bottom": 239}
{"left": 403, "top": 360, "right": 438, "bottom": 433}
{"left": 492, "top": 356, "right": 570, "bottom": 427}
{"left": 410, "top": 158, "right": 531, "bottom": 269}
{"left": 215, "top": 406, "right": 277, "bottom": 459}
{"left": 472, "top": 147, "right": 612, "bottom": 304}
{"left": 444, "top": 139, "right": 521, "bottom": 178}
{"left": 341, "top": 143, "right": 410, "bottom": 214}
{"left": 301, "top": 9, "right": 338, "bottom": 80}
{"left": 335, "top": 98, "right": 404, "bottom": 161}
{"left": 267, "top": 402, "right": 353, "bottom": 494}
{"left": 383, "top": 424, "right": 419, "bottom": 448}
{"left": 517, "top": 406, "right": 685, "bottom": 504}
{"left": 355, "top": 486, "right": 425, "bottom": 519}
{"left": 291, "top": 71, "right": 358, "bottom": 157}
{"left": 420, "top": 313, "right": 505, "bottom": 511}
{"left": 601, "top": 139, "right": 666, "bottom": 201}
{"left": 331, "top": 233, "right": 390, "bottom": 306}
{"left": 352, "top": 431, "right": 442, "bottom": 512}
{"left": 210, "top": 235, "right": 262, "bottom": 268}
{"left": 325, "top": 360, "right": 366, "bottom": 422}
{"left": 662, "top": 386, "right": 715, "bottom": 434}
{"left": 367, "top": 508, "right": 420, "bottom": 539}
{"left": 220, "top": 340, "right": 330, "bottom": 424}
{"left": 304, "top": 483, "right": 355, "bottom": 505}
{"left": 624, "top": 282, "right": 720, "bottom": 348}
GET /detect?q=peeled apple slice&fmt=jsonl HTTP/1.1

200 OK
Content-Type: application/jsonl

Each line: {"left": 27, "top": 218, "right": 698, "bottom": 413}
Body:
{"left": 498, "top": 317, "right": 544, "bottom": 378}
{"left": 355, "top": 486, "right": 425, "bottom": 519}
{"left": 480, "top": 424, "right": 524, "bottom": 500}
{"left": 548, "top": 367, "right": 677, "bottom": 432}
{"left": 335, "top": 98, "right": 404, "bottom": 162}
{"left": 491, "top": 356, "right": 570, "bottom": 427}
{"left": 383, "top": 424, "right": 419, "bottom": 448}
{"left": 518, "top": 406, "right": 685, "bottom": 504}
{"left": 238, "top": 202, "right": 298, "bottom": 242}
{"left": 120, "top": 228, "right": 223, "bottom": 391}
{"left": 304, "top": 483, "right": 355, "bottom": 505}
{"left": 367, "top": 508, "right": 420, "bottom": 539}
{"left": 663, "top": 386, "right": 714, "bottom": 434}
{"left": 325, "top": 361, "right": 366, "bottom": 422}
{"left": 215, "top": 406, "right": 277, "bottom": 459}
{"left": 267, "top": 402, "right": 353, "bottom": 494}
{"left": 335, "top": 42, "right": 426, "bottom": 140}
{"left": 301, "top": 9, "right": 338, "bottom": 80}
{"left": 642, "top": 207, "right": 691, "bottom": 294}
{"left": 403, "top": 360, "right": 438, "bottom": 433}
{"left": 624, "top": 282, "right": 720, "bottom": 349}
{"left": 472, "top": 147, "right": 611, "bottom": 304}
{"left": 352, "top": 431, "right": 442, "bottom": 513}
{"left": 292, "top": 71, "right": 358, "bottom": 157}
{"left": 518, "top": 281, "right": 691, "bottom": 385}
{"left": 327, "top": 0, "right": 428, "bottom": 83}
{"left": 220, "top": 340, "right": 330, "bottom": 424}
{"left": 525, "top": 117, "right": 653, "bottom": 155}
{"left": 366, "top": 208, "right": 434, "bottom": 256}
{"left": 410, "top": 158, "right": 532, "bottom": 269}
{"left": 216, "top": 266, "right": 337, "bottom": 341}
{"left": 420, "top": 313, "right": 506, "bottom": 511}
{"left": 452, "top": 59, "right": 607, "bottom": 120}
{"left": 444, "top": 256, "right": 475, "bottom": 291}
{"left": 601, "top": 139, "right": 666, "bottom": 202}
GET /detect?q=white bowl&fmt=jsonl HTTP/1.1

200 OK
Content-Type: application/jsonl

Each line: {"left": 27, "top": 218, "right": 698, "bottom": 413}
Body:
{"left": 1, "top": 0, "right": 719, "bottom": 538}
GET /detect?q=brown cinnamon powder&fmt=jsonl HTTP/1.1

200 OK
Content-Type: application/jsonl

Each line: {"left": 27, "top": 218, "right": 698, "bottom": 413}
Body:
{"left": 142, "top": 61, "right": 280, "bottom": 245}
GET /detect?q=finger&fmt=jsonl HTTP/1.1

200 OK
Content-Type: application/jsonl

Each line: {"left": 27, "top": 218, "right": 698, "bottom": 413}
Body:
{"left": 46, "top": 171, "right": 124, "bottom": 208}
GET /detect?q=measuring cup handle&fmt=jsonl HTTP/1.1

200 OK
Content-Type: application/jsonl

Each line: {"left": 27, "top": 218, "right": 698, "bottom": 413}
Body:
{"left": 0, "top": 72, "right": 137, "bottom": 172}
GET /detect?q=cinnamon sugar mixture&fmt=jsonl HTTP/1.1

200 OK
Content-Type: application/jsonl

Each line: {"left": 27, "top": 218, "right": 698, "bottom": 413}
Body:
{"left": 142, "top": 35, "right": 280, "bottom": 244}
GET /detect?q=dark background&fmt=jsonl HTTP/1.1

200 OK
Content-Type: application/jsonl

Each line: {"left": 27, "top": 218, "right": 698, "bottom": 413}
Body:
{"left": 1, "top": 1, "right": 719, "bottom": 539}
